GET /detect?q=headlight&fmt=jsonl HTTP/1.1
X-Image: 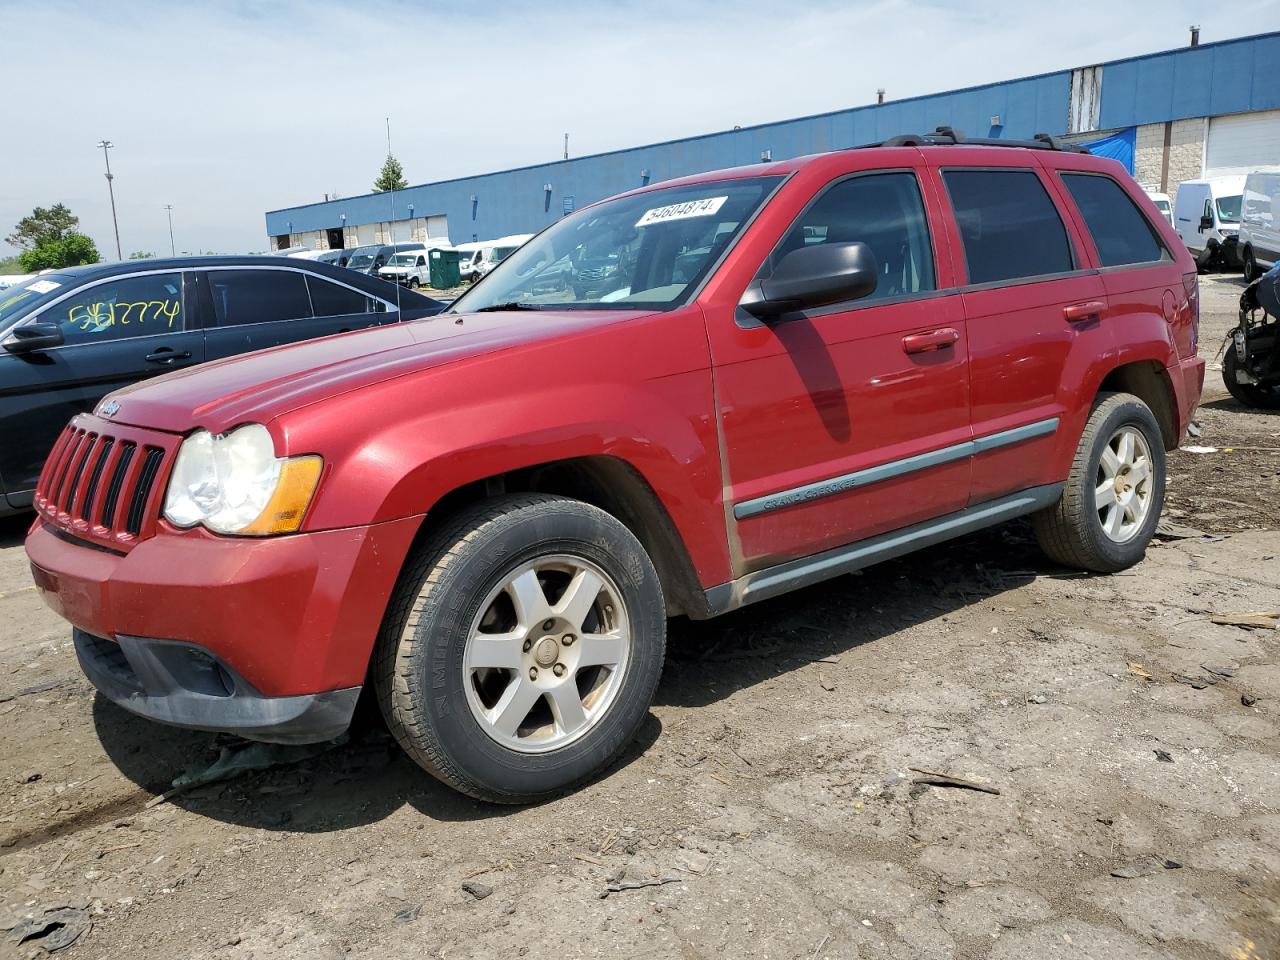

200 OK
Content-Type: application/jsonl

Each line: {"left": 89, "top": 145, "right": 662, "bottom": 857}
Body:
{"left": 163, "top": 424, "right": 322, "bottom": 536}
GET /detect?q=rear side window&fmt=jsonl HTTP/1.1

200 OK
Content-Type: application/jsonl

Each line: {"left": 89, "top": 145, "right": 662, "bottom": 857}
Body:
{"left": 207, "top": 270, "right": 312, "bottom": 327}
{"left": 1061, "top": 174, "right": 1167, "bottom": 267}
{"left": 943, "top": 170, "right": 1074, "bottom": 285}
{"left": 764, "top": 172, "right": 935, "bottom": 302}
{"left": 306, "top": 277, "right": 376, "bottom": 317}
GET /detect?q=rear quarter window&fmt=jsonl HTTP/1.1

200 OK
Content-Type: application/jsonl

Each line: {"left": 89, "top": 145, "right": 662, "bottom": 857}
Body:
{"left": 1061, "top": 174, "right": 1167, "bottom": 267}
{"left": 943, "top": 169, "right": 1075, "bottom": 285}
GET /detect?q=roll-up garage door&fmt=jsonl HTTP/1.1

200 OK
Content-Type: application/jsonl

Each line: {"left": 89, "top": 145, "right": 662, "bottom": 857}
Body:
{"left": 1205, "top": 110, "right": 1280, "bottom": 177}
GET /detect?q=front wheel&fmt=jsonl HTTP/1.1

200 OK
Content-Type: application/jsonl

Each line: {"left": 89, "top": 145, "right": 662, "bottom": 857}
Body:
{"left": 373, "top": 495, "right": 666, "bottom": 803}
{"left": 1033, "top": 393, "right": 1166, "bottom": 573}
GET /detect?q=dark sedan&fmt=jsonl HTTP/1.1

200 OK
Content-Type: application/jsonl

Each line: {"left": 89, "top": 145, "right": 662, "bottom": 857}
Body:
{"left": 0, "top": 256, "right": 444, "bottom": 517}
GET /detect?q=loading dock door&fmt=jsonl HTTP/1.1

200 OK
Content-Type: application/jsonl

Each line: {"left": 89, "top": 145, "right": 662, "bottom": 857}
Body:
{"left": 1205, "top": 110, "right": 1280, "bottom": 177}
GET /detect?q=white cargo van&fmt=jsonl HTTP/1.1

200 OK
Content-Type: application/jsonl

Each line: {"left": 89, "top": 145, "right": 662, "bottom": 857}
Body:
{"left": 456, "top": 234, "right": 534, "bottom": 282}
{"left": 1240, "top": 170, "right": 1280, "bottom": 282}
{"left": 1145, "top": 191, "right": 1174, "bottom": 227}
{"left": 378, "top": 250, "right": 431, "bottom": 288}
{"left": 1175, "top": 175, "right": 1245, "bottom": 270}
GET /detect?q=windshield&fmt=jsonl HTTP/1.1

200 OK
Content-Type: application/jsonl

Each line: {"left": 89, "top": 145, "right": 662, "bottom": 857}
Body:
{"left": 388, "top": 253, "right": 418, "bottom": 267}
{"left": 0, "top": 274, "right": 74, "bottom": 335}
{"left": 1216, "top": 194, "right": 1242, "bottom": 223}
{"left": 346, "top": 245, "right": 381, "bottom": 269}
{"left": 451, "top": 176, "right": 782, "bottom": 312}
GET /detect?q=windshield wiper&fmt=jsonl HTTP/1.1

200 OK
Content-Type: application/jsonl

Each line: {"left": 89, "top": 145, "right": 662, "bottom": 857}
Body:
{"left": 469, "top": 301, "right": 545, "bottom": 313}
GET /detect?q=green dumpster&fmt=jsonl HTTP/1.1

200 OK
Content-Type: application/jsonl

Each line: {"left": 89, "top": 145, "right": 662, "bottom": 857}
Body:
{"left": 428, "top": 248, "right": 461, "bottom": 289}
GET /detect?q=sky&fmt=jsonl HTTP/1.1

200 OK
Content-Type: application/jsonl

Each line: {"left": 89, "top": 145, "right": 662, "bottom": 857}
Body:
{"left": 2, "top": 0, "right": 1275, "bottom": 260}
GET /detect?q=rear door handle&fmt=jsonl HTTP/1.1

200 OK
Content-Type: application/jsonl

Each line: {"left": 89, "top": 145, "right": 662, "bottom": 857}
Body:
{"left": 145, "top": 348, "right": 192, "bottom": 364}
{"left": 902, "top": 328, "right": 960, "bottom": 354}
{"left": 1063, "top": 301, "right": 1106, "bottom": 323}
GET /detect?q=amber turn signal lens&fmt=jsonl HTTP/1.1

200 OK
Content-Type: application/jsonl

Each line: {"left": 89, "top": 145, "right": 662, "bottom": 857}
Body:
{"left": 241, "top": 456, "right": 323, "bottom": 536}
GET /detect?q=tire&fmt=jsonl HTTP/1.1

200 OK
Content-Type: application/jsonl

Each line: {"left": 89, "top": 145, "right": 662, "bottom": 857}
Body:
{"left": 1223, "top": 347, "right": 1280, "bottom": 409}
{"left": 1032, "top": 392, "right": 1166, "bottom": 573}
{"left": 409, "top": 277, "right": 420, "bottom": 289}
{"left": 1243, "top": 246, "right": 1259, "bottom": 283}
{"left": 373, "top": 494, "right": 666, "bottom": 803}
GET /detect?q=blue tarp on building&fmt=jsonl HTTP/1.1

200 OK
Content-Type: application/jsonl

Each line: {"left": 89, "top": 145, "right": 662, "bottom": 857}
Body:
{"left": 1081, "top": 127, "right": 1136, "bottom": 172}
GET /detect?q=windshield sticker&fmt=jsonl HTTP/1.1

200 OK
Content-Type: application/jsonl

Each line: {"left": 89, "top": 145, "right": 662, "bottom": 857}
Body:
{"left": 635, "top": 196, "right": 728, "bottom": 228}
{"left": 29, "top": 279, "right": 61, "bottom": 294}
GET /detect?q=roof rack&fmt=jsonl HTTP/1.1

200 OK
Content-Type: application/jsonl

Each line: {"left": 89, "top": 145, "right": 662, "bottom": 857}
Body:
{"left": 874, "top": 126, "right": 1089, "bottom": 153}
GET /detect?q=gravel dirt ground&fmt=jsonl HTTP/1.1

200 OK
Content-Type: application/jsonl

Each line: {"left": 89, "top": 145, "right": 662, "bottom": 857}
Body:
{"left": 1, "top": 275, "right": 1277, "bottom": 960}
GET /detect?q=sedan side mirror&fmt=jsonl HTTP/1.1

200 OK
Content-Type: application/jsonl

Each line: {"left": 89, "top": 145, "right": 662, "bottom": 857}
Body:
{"left": 3, "top": 321, "right": 65, "bottom": 355}
{"left": 740, "top": 242, "right": 879, "bottom": 320}
{"left": 1199, "top": 214, "right": 1214, "bottom": 231}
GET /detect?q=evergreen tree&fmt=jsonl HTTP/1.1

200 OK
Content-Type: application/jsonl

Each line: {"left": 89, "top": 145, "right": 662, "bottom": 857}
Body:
{"left": 373, "top": 154, "right": 408, "bottom": 192}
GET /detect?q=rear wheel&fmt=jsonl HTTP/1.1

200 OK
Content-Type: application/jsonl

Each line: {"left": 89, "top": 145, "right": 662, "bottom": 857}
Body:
{"left": 1033, "top": 393, "right": 1165, "bottom": 573}
{"left": 1243, "top": 246, "right": 1259, "bottom": 283}
{"left": 373, "top": 495, "right": 666, "bottom": 803}
{"left": 1223, "top": 347, "right": 1280, "bottom": 408}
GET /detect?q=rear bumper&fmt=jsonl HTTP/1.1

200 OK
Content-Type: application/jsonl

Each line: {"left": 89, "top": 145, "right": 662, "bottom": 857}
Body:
{"left": 1170, "top": 354, "right": 1206, "bottom": 438}
{"left": 74, "top": 629, "right": 359, "bottom": 743}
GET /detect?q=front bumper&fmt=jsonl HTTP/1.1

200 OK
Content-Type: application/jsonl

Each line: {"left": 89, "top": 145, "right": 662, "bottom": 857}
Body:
{"left": 27, "top": 515, "right": 421, "bottom": 739}
{"left": 74, "top": 629, "right": 359, "bottom": 743}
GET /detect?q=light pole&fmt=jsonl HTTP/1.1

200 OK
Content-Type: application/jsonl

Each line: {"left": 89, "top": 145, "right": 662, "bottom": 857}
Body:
{"left": 163, "top": 205, "right": 175, "bottom": 256}
{"left": 96, "top": 140, "right": 123, "bottom": 260}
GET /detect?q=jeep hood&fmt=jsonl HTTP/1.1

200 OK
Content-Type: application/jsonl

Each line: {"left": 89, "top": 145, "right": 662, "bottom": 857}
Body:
{"left": 102, "top": 309, "right": 651, "bottom": 434}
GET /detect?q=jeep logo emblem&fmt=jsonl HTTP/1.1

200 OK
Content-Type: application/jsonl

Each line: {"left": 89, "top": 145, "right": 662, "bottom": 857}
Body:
{"left": 99, "top": 399, "right": 120, "bottom": 418}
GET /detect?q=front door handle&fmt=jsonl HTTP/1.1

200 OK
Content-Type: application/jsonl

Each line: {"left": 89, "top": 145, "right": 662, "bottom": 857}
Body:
{"left": 1063, "top": 301, "right": 1106, "bottom": 323}
{"left": 145, "top": 348, "right": 192, "bottom": 364}
{"left": 902, "top": 328, "right": 960, "bottom": 354}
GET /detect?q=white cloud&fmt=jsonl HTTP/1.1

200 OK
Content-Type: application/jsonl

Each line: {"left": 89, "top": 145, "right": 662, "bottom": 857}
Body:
{"left": 2, "top": 0, "right": 1272, "bottom": 257}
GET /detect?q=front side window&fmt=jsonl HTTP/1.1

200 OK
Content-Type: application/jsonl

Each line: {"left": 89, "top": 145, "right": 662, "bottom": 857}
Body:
{"left": 762, "top": 172, "right": 935, "bottom": 302}
{"left": 306, "top": 277, "right": 376, "bottom": 317}
{"left": 1216, "top": 194, "right": 1242, "bottom": 223}
{"left": 943, "top": 169, "right": 1074, "bottom": 285}
{"left": 37, "top": 273, "right": 186, "bottom": 345}
{"left": 1061, "top": 174, "right": 1167, "bottom": 267}
{"left": 452, "top": 176, "right": 782, "bottom": 312}
{"left": 207, "top": 270, "right": 312, "bottom": 326}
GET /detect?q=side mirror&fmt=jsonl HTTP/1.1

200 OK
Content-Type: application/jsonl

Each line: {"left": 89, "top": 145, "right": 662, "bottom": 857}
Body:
{"left": 740, "top": 242, "right": 878, "bottom": 320}
{"left": 3, "top": 321, "right": 64, "bottom": 355}
{"left": 1199, "top": 214, "right": 1214, "bottom": 231}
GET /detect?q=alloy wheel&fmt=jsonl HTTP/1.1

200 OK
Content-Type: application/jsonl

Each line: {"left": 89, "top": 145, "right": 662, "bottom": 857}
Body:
{"left": 463, "top": 555, "right": 630, "bottom": 753}
{"left": 1094, "top": 426, "right": 1155, "bottom": 543}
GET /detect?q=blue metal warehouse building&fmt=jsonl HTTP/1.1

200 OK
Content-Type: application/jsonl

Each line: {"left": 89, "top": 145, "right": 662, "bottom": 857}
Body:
{"left": 265, "top": 30, "right": 1280, "bottom": 252}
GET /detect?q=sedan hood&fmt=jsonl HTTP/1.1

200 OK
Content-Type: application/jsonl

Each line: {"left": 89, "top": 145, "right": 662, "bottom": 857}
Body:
{"left": 102, "top": 309, "right": 651, "bottom": 434}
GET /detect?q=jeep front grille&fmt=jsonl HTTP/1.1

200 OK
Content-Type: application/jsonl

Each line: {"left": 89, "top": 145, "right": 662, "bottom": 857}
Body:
{"left": 34, "top": 416, "right": 180, "bottom": 548}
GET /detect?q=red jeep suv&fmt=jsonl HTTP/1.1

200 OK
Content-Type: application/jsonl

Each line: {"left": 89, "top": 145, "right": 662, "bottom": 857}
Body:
{"left": 26, "top": 130, "right": 1204, "bottom": 802}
